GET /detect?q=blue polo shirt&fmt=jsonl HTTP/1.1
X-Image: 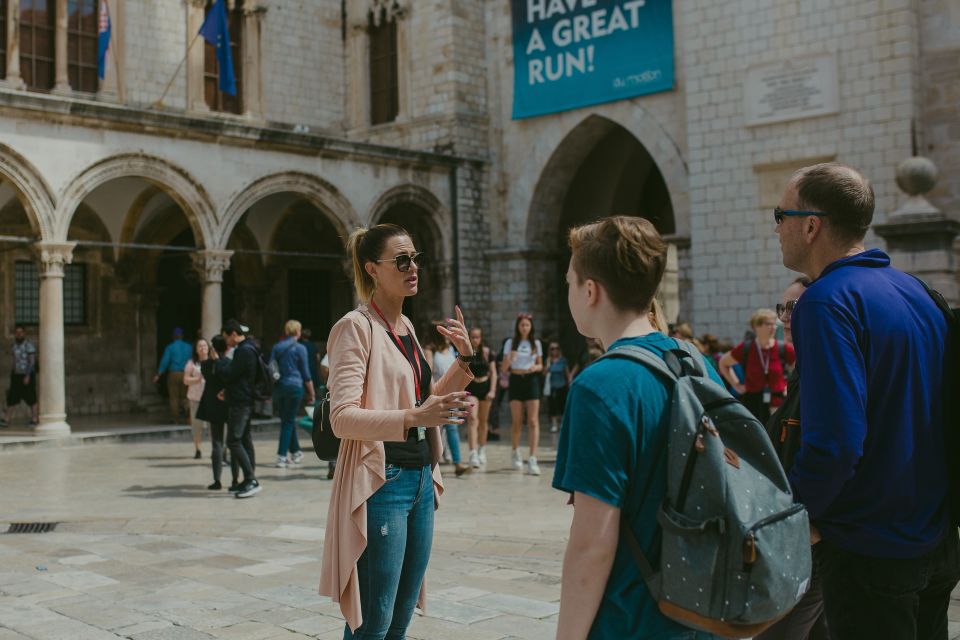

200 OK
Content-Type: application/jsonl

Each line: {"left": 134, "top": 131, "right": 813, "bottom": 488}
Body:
{"left": 790, "top": 249, "right": 949, "bottom": 558}
{"left": 553, "top": 333, "right": 723, "bottom": 640}
{"left": 157, "top": 339, "right": 192, "bottom": 375}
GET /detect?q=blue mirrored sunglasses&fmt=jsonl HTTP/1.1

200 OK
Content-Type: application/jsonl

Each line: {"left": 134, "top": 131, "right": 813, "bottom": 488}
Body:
{"left": 774, "top": 206, "right": 831, "bottom": 225}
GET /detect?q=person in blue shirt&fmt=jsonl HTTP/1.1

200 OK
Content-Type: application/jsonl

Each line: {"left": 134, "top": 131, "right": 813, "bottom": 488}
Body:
{"left": 269, "top": 320, "right": 316, "bottom": 468}
{"left": 775, "top": 161, "right": 959, "bottom": 640}
{"left": 553, "top": 216, "right": 721, "bottom": 640}
{"left": 152, "top": 327, "right": 193, "bottom": 424}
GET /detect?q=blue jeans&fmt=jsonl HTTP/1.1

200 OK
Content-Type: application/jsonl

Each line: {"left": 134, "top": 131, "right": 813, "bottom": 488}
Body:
{"left": 275, "top": 383, "right": 303, "bottom": 457}
{"left": 344, "top": 464, "right": 434, "bottom": 640}
{"left": 443, "top": 424, "right": 461, "bottom": 463}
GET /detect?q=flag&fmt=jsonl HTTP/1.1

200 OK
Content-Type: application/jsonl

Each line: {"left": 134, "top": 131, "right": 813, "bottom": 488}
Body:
{"left": 97, "top": 0, "right": 111, "bottom": 81}
{"left": 198, "top": 0, "right": 236, "bottom": 97}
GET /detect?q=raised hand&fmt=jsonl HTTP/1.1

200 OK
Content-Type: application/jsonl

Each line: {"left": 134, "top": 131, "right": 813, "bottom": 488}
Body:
{"left": 437, "top": 305, "right": 473, "bottom": 357}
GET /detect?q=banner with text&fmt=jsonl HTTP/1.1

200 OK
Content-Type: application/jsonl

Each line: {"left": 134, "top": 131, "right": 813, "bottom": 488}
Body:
{"left": 511, "top": 0, "right": 674, "bottom": 119}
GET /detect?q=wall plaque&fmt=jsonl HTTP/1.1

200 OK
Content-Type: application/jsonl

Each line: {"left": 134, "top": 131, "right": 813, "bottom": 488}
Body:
{"left": 744, "top": 53, "right": 839, "bottom": 127}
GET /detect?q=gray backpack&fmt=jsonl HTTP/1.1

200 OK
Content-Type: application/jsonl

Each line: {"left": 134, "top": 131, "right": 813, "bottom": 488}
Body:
{"left": 601, "top": 341, "right": 811, "bottom": 638}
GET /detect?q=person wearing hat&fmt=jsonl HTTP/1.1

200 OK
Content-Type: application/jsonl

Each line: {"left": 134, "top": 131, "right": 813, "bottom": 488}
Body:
{"left": 153, "top": 327, "right": 193, "bottom": 425}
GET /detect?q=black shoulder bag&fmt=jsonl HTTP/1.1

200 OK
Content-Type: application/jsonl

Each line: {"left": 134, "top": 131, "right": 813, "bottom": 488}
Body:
{"left": 312, "top": 313, "right": 374, "bottom": 461}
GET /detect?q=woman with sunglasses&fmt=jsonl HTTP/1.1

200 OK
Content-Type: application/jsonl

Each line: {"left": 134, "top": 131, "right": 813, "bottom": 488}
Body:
{"left": 319, "top": 223, "right": 475, "bottom": 640}
{"left": 502, "top": 313, "right": 544, "bottom": 475}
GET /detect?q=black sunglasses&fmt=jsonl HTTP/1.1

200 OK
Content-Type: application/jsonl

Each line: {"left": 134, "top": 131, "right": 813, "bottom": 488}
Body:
{"left": 774, "top": 206, "right": 831, "bottom": 225}
{"left": 374, "top": 252, "right": 424, "bottom": 272}
{"left": 776, "top": 299, "right": 798, "bottom": 321}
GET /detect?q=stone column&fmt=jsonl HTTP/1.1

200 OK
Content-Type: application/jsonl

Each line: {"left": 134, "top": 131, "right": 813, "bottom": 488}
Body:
{"left": 185, "top": 0, "right": 208, "bottom": 112}
{"left": 192, "top": 250, "right": 233, "bottom": 340}
{"left": 34, "top": 242, "right": 76, "bottom": 437}
{"left": 4, "top": 1, "right": 25, "bottom": 89}
{"left": 874, "top": 157, "right": 960, "bottom": 304}
{"left": 53, "top": 0, "right": 71, "bottom": 94}
{"left": 241, "top": 5, "right": 266, "bottom": 118}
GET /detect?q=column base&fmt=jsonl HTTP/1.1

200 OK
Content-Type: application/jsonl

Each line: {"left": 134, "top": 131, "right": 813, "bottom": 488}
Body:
{"left": 34, "top": 418, "right": 71, "bottom": 437}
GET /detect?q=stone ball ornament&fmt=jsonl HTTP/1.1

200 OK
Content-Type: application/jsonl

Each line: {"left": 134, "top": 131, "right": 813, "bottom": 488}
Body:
{"left": 895, "top": 156, "right": 938, "bottom": 196}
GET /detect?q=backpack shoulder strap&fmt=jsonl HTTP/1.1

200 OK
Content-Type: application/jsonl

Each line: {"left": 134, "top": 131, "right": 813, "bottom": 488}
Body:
{"left": 598, "top": 344, "right": 678, "bottom": 382}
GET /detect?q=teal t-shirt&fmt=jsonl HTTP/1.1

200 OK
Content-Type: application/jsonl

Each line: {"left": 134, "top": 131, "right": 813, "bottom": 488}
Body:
{"left": 552, "top": 334, "right": 724, "bottom": 640}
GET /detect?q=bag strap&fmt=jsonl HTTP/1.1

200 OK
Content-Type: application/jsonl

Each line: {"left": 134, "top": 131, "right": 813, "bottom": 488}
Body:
{"left": 595, "top": 338, "right": 703, "bottom": 586}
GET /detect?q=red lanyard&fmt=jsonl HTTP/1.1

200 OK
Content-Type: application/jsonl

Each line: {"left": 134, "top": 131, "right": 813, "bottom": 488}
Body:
{"left": 369, "top": 300, "right": 423, "bottom": 402}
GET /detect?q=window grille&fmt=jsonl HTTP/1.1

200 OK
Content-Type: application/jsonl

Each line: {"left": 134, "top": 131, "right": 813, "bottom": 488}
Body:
{"left": 15, "top": 261, "right": 86, "bottom": 326}
{"left": 67, "top": 0, "right": 98, "bottom": 93}
{"left": 369, "top": 11, "right": 398, "bottom": 125}
{"left": 19, "top": 0, "right": 56, "bottom": 91}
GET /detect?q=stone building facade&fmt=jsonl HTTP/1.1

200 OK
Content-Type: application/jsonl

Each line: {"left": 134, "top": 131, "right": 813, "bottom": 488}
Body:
{"left": 0, "top": 0, "right": 956, "bottom": 433}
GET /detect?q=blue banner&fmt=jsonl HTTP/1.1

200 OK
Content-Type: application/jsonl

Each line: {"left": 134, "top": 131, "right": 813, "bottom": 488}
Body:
{"left": 511, "top": 0, "right": 675, "bottom": 119}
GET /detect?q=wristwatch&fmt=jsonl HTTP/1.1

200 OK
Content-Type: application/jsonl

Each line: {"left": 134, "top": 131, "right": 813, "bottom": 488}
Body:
{"left": 457, "top": 353, "right": 474, "bottom": 363}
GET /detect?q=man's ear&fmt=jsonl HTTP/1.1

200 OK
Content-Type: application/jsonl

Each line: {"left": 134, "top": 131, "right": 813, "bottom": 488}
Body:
{"left": 803, "top": 216, "right": 822, "bottom": 244}
{"left": 585, "top": 278, "right": 599, "bottom": 306}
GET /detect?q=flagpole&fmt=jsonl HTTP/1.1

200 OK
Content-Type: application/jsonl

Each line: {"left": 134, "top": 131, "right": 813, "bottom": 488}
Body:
{"left": 152, "top": 31, "right": 202, "bottom": 109}
{"left": 111, "top": 6, "right": 124, "bottom": 102}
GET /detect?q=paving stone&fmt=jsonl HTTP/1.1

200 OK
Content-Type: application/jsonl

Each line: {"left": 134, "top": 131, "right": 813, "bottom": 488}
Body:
{"left": 279, "top": 615, "right": 344, "bottom": 635}
{"left": 39, "top": 570, "right": 119, "bottom": 590}
{"left": 463, "top": 594, "right": 559, "bottom": 620}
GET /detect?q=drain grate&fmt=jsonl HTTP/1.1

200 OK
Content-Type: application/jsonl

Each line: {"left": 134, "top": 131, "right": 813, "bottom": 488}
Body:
{"left": 7, "top": 522, "right": 58, "bottom": 534}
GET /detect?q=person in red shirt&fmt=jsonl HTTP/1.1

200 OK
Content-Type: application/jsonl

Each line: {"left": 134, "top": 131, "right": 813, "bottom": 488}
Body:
{"left": 719, "top": 308, "right": 796, "bottom": 422}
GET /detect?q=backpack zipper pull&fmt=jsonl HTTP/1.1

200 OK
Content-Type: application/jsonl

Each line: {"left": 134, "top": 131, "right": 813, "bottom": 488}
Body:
{"left": 743, "top": 533, "right": 757, "bottom": 566}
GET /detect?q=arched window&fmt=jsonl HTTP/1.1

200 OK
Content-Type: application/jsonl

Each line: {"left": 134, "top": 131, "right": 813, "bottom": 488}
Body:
{"left": 67, "top": 0, "right": 98, "bottom": 93}
{"left": 19, "top": 0, "right": 56, "bottom": 91}
{"left": 204, "top": 0, "right": 243, "bottom": 114}
{"left": 368, "top": 7, "right": 398, "bottom": 125}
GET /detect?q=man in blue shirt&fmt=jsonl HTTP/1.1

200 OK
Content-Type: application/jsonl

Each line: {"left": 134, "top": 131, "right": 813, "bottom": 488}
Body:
{"left": 552, "top": 216, "right": 721, "bottom": 640}
{"left": 775, "top": 162, "right": 959, "bottom": 639}
{"left": 153, "top": 327, "right": 193, "bottom": 424}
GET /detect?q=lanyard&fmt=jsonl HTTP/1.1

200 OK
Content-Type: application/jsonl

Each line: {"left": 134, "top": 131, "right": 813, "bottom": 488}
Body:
{"left": 756, "top": 340, "right": 771, "bottom": 376}
{"left": 369, "top": 299, "right": 423, "bottom": 403}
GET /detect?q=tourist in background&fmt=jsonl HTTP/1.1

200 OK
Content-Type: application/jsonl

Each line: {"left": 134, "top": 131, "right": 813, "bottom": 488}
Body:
{"left": 465, "top": 327, "right": 497, "bottom": 467}
{"left": 433, "top": 334, "right": 471, "bottom": 476}
{"left": 197, "top": 335, "right": 233, "bottom": 491}
{"left": 1, "top": 326, "right": 38, "bottom": 427}
{"left": 502, "top": 313, "right": 544, "bottom": 476}
{"left": 183, "top": 338, "right": 210, "bottom": 459}
{"left": 153, "top": 327, "right": 192, "bottom": 424}
{"left": 543, "top": 341, "right": 571, "bottom": 433}
{"left": 269, "top": 319, "right": 316, "bottom": 469}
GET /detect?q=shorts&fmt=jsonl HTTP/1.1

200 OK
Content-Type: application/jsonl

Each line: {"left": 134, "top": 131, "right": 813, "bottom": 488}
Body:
{"left": 466, "top": 378, "right": 492, "bottom": 399}
{"left": 548, "top": 385, "right": 568, "bottom": 417}
{"left": 7, "top": 373, "right": 37, "bottom": 407}
{"left": 508, "top": 373, "right": 540, "bottom": 402}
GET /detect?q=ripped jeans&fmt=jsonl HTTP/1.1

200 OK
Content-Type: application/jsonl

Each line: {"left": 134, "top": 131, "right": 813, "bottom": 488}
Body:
{"left": 344, "top": 464, "right": 434, "bottom": 640}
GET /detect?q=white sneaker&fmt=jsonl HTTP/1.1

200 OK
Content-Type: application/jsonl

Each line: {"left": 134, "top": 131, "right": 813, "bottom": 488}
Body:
{"left": 291, "top": 451, "right": 304, "bottom": 465}
{"left": 512, "top": 449, "right": 523, "bottom": 471}
{"left": 527, "top": 456, "right": 541, "bottom": 476}
{"left": 477, "top": 446, "right": 487, "bottom": 466}
{"left": 274, "top": 456, "right": 288, "bottom": 468}
{"left": 468, "top": 450, "right": 480, "bottom": 468}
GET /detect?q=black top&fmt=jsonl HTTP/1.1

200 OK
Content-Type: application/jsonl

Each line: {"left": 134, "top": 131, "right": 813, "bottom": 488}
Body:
{"left": 216, "top": 339, "right": 259, "bottom": 407}
{"left": 468, "top": 346, "right": 491, "bottom": 378}
{"left": 384, "top": 333, "right": 434, "bottom": 468}
{"left": 196, "top": 359, "right": 228, "bottom": 424}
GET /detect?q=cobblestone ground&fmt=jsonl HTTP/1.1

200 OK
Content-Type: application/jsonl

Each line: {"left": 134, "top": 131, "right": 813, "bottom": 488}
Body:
{"left": 0, "top": 431, "right": 569, "bottom": 640}
{"left": 2, "top": 430, "right": 960, "bottom": 639}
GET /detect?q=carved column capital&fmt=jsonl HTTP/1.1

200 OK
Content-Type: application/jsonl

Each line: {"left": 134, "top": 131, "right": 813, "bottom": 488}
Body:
{"left": 34, "top": 242, "right": 76, "bottom": 278}
{"left": 192, "top": 249, "right": 234, "bottom": 283}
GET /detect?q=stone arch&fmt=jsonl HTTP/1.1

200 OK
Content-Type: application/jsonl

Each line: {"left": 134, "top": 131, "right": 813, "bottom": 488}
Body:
{"left": 525, "top": 110, "right": 689, "bottom": 247}
{"left": 217, "top": 172, "right": 360, "bottom": 249}
{"left": 55, "top": 152, "right": 216, "bottom": 246}
{"left": 367, "top": 184, "right": 450, "bottom": 258}
{"left": 0, "top": 142, "right": 57, "bottom": 239}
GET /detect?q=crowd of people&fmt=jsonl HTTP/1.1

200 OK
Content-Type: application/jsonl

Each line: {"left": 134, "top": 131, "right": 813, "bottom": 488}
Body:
{"left": 3, "top": 160, "right": 956, "bottom": 640}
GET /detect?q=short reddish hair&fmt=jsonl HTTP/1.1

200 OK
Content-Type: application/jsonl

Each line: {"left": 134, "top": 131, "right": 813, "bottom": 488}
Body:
{"left": 568, "top": 216, "right": 667, "bottom": 313}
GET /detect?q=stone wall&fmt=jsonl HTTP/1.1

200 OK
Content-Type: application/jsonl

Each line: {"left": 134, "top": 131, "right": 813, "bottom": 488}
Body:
{"left": 681, "top": 0, "right": 924, "bottom": 338}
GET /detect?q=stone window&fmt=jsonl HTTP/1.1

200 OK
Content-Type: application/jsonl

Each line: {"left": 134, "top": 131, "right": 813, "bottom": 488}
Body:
{"left": 14, "top": 261, "right": 86, "bottom": 325}
{"left": 203, "top": 0, "right": 243, "bottom": 114}
{"left": 67, "top": 0, "right": 97, "bottom": 93}
{"left": 368, "top": 7, "right": 398, "bottom": 125}
{"left": 19, "top": 0, "right": 56, "bottom": 91}
{"left": 0, "top": 0, "right": 7, "bottom": 79}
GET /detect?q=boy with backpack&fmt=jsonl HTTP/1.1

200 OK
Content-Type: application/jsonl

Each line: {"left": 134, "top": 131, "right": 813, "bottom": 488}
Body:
{"left": 554, "top": 216, "right": 810, "bottom": 639}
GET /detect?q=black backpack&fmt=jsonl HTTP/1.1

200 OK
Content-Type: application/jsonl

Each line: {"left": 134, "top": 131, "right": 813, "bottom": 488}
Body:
{"left": 913, "top": 279, "right": 960, "bottom": 526}
{"left": 765, "top": 367, "right": 801, "bottom": 472}
{"left": 312, "top": 313, "right": 374, "bottom": 461}
{"left": 252, "top": 344, "right": 274, "bottom": 401}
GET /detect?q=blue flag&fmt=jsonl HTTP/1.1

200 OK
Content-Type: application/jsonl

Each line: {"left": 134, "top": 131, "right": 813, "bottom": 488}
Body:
{"left": 198, "top": 0, "right": 236, "bottom": 97}
{"left": 97, "top": 0, "right": 111, "bottom": 81}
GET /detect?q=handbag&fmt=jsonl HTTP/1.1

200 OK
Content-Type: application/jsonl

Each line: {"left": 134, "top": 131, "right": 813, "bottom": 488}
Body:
{"left": 542, "top": 365, "right": 552, "bottom": 397}
{"left": 312, "top": 312, "right": 374, "bottom": 461}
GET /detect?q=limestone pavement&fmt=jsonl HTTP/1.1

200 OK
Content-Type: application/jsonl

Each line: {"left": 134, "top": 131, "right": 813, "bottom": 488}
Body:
{"left": 0, "top": 430, "right": 569, "bottom": 639}
{"left": 2, "top": 429, "right": 960, "bottom": 639}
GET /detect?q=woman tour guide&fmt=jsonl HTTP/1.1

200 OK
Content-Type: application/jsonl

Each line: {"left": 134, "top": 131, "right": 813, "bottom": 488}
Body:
{"left": 319, "top": 223, "right": 476, "bottom": 639}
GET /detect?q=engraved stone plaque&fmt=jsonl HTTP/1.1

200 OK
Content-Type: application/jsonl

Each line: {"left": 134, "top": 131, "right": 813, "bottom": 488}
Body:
{"left": 744, "top": 54, "right": 840, "bottom": 127}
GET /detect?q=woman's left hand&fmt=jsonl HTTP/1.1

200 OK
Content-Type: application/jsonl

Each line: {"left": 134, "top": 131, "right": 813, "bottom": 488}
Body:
{"left": 437, "top": 305, "right": 473, "bottom": 357}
